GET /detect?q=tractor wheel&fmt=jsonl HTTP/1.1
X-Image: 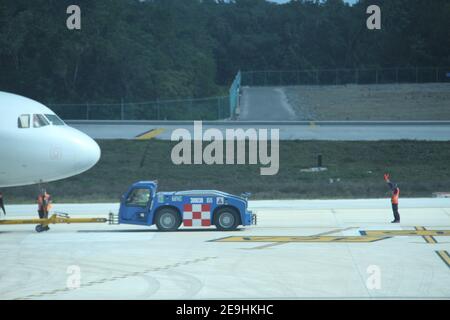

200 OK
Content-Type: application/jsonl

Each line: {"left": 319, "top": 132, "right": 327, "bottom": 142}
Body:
{"left": 214, "top": 207, "right": 239, "bottom": 231}
{"left": 155, "top": 208, "right": 181, "bottom": 231}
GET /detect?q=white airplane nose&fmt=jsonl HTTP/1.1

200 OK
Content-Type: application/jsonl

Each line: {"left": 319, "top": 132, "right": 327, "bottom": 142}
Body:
{"left": 73, "top": 132, "right": 101, "bottom": 172}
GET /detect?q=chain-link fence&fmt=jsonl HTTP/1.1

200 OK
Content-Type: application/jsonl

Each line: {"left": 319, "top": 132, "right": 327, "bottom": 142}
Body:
{"left": 50, "top": 96, "right": 230, "bottom": 121}
{"left": 50, "top": 67, "right": 449, "bottom": 120}
{"left": 241, "top": 67, "right": 450, "bottom": 86}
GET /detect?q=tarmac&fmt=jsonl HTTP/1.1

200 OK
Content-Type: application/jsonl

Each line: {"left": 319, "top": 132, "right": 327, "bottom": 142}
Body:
{"left": 0, "top": 198, "right": 449, "bottom": 299}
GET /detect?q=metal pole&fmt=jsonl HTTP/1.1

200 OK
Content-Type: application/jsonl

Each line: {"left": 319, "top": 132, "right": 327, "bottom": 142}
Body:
{"left": 156, "top": 99, "right": 160, "bottom": 120}
{"left": 121, "top": 98, "right": 124, "bottom": 120}
{"left": 217, "top": 97, "right": 220, "bottom": 120}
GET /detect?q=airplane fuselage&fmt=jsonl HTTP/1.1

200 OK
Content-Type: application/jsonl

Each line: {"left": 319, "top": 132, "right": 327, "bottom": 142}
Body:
{"left": 0, "top": 92, "right": 101, "bottom": 187}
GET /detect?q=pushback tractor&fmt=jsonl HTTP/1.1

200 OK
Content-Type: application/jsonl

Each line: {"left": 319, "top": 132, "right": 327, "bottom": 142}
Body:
{"left": 111, "top": 181, "right": 257, "bottom": 231}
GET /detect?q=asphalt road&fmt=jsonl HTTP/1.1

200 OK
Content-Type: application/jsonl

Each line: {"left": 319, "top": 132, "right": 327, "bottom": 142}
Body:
{"left": 239, "top": 87, "right": 298, "bottom": 121}
{"left": 67, "top": 120, "right": 450, "bottom": 141}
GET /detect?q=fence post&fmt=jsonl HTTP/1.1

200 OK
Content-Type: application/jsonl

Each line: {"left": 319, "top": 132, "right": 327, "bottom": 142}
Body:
{"left": 217, "top": 97, "right": 220, "bottom": 120}
{"left": 86, "top": 102, "right": 90, "bottom": 120}
{"left": 156, "top": 99, "right": 160, "bottom": 120}
{"left": 121, "top": 98, "right": 124, "bottom": 120}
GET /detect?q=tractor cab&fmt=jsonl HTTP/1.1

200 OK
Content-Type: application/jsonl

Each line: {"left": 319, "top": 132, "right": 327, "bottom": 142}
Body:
{"left": 119, "top": 181, "right": 158, "bottom": 225}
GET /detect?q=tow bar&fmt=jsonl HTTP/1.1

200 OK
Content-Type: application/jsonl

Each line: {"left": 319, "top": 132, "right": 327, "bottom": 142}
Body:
{"left": 0, "top": 212, "right": 108, "bottom": 233}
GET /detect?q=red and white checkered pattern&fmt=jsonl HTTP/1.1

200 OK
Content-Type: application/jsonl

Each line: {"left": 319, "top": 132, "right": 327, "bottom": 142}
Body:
{"left": 183, "top": 204, "right": 211, "bottom": 227}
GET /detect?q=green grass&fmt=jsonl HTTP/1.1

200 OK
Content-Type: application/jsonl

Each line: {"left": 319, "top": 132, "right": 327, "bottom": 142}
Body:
{"left": 4, "top": 140, "right": 450, "bottom": 204}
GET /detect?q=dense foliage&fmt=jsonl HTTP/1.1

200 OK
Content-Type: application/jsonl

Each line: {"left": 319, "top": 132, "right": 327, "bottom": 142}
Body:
{"left": 0, "top": 0, "right": 449, "bottom": 103}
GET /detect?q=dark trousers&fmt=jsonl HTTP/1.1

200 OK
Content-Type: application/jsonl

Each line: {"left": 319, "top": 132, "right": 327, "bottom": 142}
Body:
{"left": 392, "top": 203, "right": 400, "bottom": 221}
{"left": 38, "top": 209, "right": 48, "bottom": 219}
{"left": 0, "top": 203, "right": 5, "bottom": 215}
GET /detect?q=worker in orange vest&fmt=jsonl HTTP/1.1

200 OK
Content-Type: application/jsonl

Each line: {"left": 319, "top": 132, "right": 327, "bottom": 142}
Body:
{"left": 37, "top": 189, "right": 52, "bottom": 220}
{"left": 0, "top": 192, "right": 6, "bottom": 216}
{"left": 384, "top": 173, "right": 400, "bottom": 223}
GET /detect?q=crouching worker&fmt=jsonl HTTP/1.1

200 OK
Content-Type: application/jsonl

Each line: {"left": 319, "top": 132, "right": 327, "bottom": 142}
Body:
{"left": 37, "top": 189, "right": 52, "bottom": 225}
{"left": 384, "top": 173, "right": 400, "bottom": 223}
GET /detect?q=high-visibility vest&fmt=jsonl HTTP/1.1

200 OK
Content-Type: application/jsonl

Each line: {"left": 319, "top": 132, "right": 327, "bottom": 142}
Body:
{"left": 37, "top": 194, "right": 52, "bottom": 211}
{"left": 391, "top": 188, "right": 400, "bottom": 204}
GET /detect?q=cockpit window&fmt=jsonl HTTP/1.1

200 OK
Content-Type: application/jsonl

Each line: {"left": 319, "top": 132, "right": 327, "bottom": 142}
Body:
{"left": 33, "top": 114, "right": 49, "bottom": 128}
{"left": 18, "top": 114, "right": 30, "bottom": 129}
{"left": 45, "top": 114, "right": 65, "bottom": 126}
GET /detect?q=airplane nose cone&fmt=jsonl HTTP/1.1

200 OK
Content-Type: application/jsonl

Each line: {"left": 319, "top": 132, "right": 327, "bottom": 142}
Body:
{"left": 73, "top": 132, "right": 101, "bottom": 172}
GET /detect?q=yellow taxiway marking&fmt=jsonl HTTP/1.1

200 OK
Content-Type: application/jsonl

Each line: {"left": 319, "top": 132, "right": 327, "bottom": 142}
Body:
{"left": 215, "top": 235, "right": 389, "bottom": 243}
{"left": 245, "top": 227, "right": 360, "bottom": 249}
{"left": 415, "top": 226, "right": 438, "bottom": 244}
{"left": 247, "top": 242, "right": 287, "bottom": 250}
{"left": 360, "top": 229, "right": 450, "bottom": 237}
{"left": 135, "top": 128, "right": 165, "bottom": 140}
{"left": 314, "top": 227, "right": 359, "bottom": 236}
{"left": 435, "top": 251, "right": 450, "bottom": 268}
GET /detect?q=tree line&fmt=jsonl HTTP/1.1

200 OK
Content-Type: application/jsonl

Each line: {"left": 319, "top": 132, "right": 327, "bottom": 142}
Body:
{"left": 0, "top": 0, "right": 449, "bottom": 104}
